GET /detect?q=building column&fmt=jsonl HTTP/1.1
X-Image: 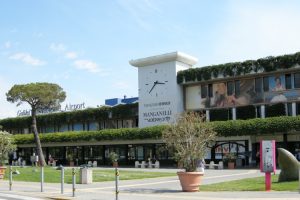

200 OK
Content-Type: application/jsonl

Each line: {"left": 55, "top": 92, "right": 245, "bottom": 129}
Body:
{"left": 205, "top": 110, "right": 210, "bottom": 122}
{"left": 292, "top": 102, "right": 296, "bottom": 116}
{"left": 261, "top": 105, "right": 265, "bottom": 118}
{"left": 232, "top": 107, "right": 236, "bottom": 120}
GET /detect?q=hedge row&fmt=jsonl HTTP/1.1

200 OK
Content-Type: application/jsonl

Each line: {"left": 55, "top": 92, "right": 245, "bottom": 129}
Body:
{"left": 212, "top": 115, "right": 300, "bottom": 136}
{"left": 0, "top": 103, "right": 138, "bottom": 129}
{"left": 177, "top": 52, "right": 300, "bottom": 84}
{"left": 13, "top": 116, "right": 300, "bottom": 145}
{"left": 13, "top": 125, "right": 165, "bottom": 145}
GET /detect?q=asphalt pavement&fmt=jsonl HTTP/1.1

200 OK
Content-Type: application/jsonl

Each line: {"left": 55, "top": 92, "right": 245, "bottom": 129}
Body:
{"left": 0, "top": 168, "right": 299, "bottom": 200}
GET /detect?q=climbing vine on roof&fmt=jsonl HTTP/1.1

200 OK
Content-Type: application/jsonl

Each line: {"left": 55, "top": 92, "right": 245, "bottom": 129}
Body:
{"left": 177, "top": 52, "right": 300, "bottom": 84}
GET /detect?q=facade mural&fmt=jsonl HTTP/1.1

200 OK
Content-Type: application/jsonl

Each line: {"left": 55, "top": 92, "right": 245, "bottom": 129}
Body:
{"left": 185, "top": 74, "right": 300, "bottom": 110}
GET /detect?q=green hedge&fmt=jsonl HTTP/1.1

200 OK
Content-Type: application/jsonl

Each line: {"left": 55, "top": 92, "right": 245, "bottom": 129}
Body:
{"left": 13, "top": 116, "right": 300, "bottom": 145}
{"left": 0, "top": 103, "right": 138, "bottom": 130}
{"left": 177, "top": 52, "right": 300, "bottom": 84}
{"left": 14, "top": 125, "right": 165, "bottom": 145}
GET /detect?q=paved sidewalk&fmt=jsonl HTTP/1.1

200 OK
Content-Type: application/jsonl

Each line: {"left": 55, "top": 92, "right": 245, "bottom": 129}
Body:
{"left": 0, "top": 169, "right": 298, "bottom": 200}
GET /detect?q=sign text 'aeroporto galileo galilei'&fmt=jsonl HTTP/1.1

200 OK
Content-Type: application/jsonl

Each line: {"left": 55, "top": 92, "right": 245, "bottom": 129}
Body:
{"left": 17, "top": 102, "right": 85, "bottom": 117}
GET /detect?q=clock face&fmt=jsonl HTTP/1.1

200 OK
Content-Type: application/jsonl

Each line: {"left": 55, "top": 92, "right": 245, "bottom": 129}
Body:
{"left": 144, "top": 68, "right": 168, "bottom": 97}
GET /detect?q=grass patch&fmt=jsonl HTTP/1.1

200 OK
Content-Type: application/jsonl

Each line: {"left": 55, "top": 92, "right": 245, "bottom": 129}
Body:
{"left": 200, "top": 175, "right": 298, "bottom": 191}
{"left": 3, "top": 167, "right": 175, "bottom": 184}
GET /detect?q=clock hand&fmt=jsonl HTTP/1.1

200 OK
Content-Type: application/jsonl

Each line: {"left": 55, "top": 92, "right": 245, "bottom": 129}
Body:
{"left": 149, "top": 82, "right": 157, "bottom": 94}
{"left": 156, "top": 81, "right": 165, "bottom": 84}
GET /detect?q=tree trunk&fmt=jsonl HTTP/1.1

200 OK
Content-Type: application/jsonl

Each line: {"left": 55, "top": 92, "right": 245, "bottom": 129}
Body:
{"left": 31, "top": 108, "right": 46, "bottom": 166}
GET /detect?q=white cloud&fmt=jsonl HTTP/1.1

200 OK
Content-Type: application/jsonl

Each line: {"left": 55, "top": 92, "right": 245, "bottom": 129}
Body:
{"left": 33, "top": 32, "right": 44, "bottom": 38}
{"left": 113, "top": 81, "right": 130, "bottom": 89}
{"left": 211, "top": 1, "right": 300, "bottom": 64}
{"left": 9, "top": 52, "right": 46, "bottom": 66}
{"left": 117, "top": 0, "right": 162, "bottom": 31}
{"left": 0, "top": 77, "right": 29, "bottom": 119}
{"left": 73, "top": 59, "right": 101, "bottom": 73}
{"left": 50, "top": 43, "right": 66, "bottom": 53}
{"left": 65, "top": 51, "right": 78, "bottom": 59}
{"left": 4, "top": 41, "right": 11, "bottom": 49}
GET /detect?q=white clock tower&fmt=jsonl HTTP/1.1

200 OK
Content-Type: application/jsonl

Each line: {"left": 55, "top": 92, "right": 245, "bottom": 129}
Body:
{"left": 130, "top": 52, "right": 198, "bottom": 128}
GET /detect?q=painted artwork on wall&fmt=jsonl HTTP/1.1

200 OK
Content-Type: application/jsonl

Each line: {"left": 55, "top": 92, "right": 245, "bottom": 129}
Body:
{"left": 185, "top": 75, "right": 300, "bottom": 110}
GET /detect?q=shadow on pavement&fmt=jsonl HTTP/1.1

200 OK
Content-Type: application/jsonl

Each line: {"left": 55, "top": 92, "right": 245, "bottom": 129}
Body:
{"left": 121, "top": 188, "right": 181, "bottom": 194}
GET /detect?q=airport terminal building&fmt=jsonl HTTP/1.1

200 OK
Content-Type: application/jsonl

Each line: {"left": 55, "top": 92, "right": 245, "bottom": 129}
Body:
{"left": 1, "top": 51, "right": 300, "bottom": 167}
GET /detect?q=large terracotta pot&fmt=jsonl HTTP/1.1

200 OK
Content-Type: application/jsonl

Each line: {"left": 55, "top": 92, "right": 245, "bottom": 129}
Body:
{"left": 177, "top": 171, "right": 204, "bottom": 192}
{"left": 228, "top": 162, "right": 235, "bottom": 169}
{"left": 113, "top": 161, "right": 118, "bottom": 168}
{"left": 0, "top": 166, "right": 7, "bottom": 179}
{"left": 69, "top": 161, "right": 75, "bottom": 167}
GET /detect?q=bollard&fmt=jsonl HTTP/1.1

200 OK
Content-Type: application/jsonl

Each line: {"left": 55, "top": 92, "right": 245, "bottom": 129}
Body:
{"left": 72, "top": 168, "right": 76, "bottom": 197}
{"left": 115, "top": 167, "right": 119, "bottom": 200}
{"left": 9, "top": 166, "right": 12, "bottom": 191}
{"left": 40, "top": 166, "right": 44, "bottom": 192}
{"left": 61, "top": 166, "right": 64, "bottom": 194}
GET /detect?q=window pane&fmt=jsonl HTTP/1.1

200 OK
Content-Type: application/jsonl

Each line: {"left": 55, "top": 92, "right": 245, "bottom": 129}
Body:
{"left": 296, "top": 102, "right": 300, "bottom": 115}
{"left": 208, "top": 84, "right": 213, "bottom": 97}
{"left": 235, "top": 80, "right": 240, "bottom": 96}
{"left": 294, "top": 73, "right": 300, "bottom": 88}
{"left": 287, "top": 103, "right": 293, "bottom": 116}
{"left": 285, "top": 74, "right": 292, "bottom": 89}
{"left": 227, "top": 81, "right": 234, "bottom": 96}
{"left": 255, "top": 78, "right": 262, "bottom": 93}
{"left": 256, "top": 106, "right": 261, "bottom": 118}
{"left": 201, "top": 85, "right": 207, "bottom": 98}
{"left": 263, "top": 77, "right": 269, "bottom": 92}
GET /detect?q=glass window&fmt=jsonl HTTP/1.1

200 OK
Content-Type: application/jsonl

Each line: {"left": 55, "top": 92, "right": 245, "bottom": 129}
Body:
{"left": 201, "top": 85, "right": 207, "bottom": 98}
{"left": 73, "top": 123, "right": 83, "bottom": 131}
{"left": 294, "top": 73, "right": 300, "bottom": 88}
{"left": 208, "top": 84, "right": 213, "bottom": 98}
{"left": 89, "top": 122, "right": 99, "bottom": 131}
{"left": 263, "top": 77, "right": 269, "bottom": 92}
{"left": 296, "top": 103, "right": 300, "bottom": 115}
{"left": 287, "top": 103, "right": 293, "bottom": 116}
{"left": 235, "top": 80, "right": 240, "bottom": 96}
{"left": 227, "top": 81, "right": 234, "bottom": 96}
{"left": 256, "top": 106, "right": 261, "bottom": 118}
{"left": 255, "top": 78, "right": 263, "bottom": 93}
{"left": 285, "top": 74, "right": 292, "bottom": 89}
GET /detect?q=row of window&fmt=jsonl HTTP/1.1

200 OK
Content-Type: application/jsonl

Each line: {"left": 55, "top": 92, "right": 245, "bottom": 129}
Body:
{"left": 8, "top": 118, "right": 139, "bottom": 134}
{"left": 206, "top": 102, "right": 300, "bottom": 121}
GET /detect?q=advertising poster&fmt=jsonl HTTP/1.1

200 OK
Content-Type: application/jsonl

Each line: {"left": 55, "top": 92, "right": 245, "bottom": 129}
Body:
{"left": 185, "top": 74, "right": 300, "bottom": 110}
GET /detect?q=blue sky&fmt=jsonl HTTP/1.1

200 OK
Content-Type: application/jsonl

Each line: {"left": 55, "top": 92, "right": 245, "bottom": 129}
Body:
{"left": 1, "top": 0, "right": 300, "bottom": 118}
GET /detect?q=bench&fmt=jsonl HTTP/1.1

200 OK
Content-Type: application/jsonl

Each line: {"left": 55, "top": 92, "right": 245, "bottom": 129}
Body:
{"left": 148, "top": 161, "right": 160, "bottom": 168}
{"left": 135, "top": 161, "right": 160, "bottom": 168}
{"left": 204, "top": 161, "right": 223, "bottom": 169}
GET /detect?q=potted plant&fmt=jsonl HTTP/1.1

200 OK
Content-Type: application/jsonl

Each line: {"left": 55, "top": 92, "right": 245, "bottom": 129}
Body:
{"left": 162, "top": 112, "right": 217, "bottom": 192}
{"left": 0, "top": 131, "right": 16, "bottom": 179}
{"left": 223, "top": 153, "right": 236, "bottom": 169}
{"left": 108, "top": 152, "right": 119, "bottom": 167}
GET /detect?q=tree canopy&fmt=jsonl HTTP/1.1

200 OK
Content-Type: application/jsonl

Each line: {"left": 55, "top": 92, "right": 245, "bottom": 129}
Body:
{"left": 6, "top": 82, "right": 66, "bottom": 110}
{"left": 6, "top": 82, "right": 66, "bottom": 166}
{"left": 0, "top": 131, "right": 16, "bottom": 166}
